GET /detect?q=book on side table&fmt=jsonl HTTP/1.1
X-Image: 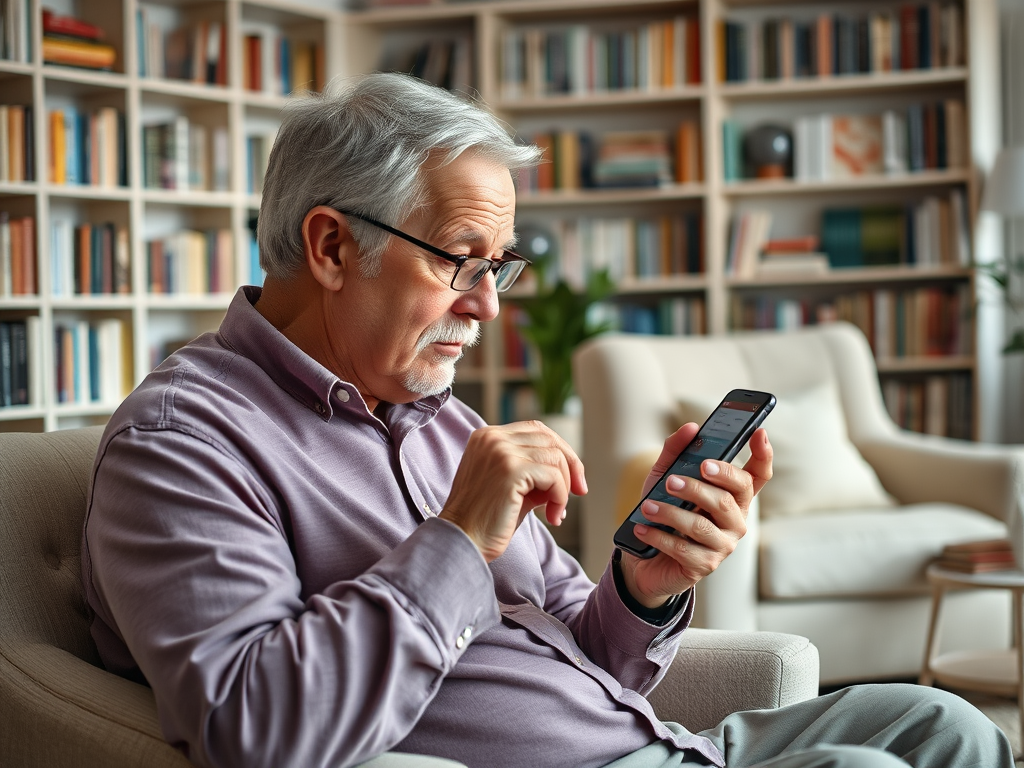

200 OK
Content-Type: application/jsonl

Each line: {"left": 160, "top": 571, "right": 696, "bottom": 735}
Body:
{"left": 934, "top": 539, "right": 1016, "bottom": 573}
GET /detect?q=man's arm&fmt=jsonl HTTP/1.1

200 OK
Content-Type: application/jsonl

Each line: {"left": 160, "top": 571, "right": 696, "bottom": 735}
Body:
{"left": 85, "top": 427, "right": 499, "bottom": 768}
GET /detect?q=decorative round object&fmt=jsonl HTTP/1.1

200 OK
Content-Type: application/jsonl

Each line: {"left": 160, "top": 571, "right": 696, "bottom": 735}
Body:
{"left": 744, "top": 124, "right": 793, "bottom": 179}
{"left": 516, "top": 222, "right": 557, "bottom": 262}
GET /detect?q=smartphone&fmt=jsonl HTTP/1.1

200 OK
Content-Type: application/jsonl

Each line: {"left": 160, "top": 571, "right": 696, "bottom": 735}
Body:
{"left": 613, "top": 389, "right": 776, "bottom": 559}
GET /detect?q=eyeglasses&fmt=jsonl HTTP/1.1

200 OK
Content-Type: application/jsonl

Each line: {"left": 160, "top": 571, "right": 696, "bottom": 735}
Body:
{"left": 338, "top": 210, "right": 530, "bottom": 293}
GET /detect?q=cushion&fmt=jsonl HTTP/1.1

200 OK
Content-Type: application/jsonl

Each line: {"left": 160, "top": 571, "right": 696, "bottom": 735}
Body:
{"left": 758, "top": 503, "right": 1008, "bottom": 598}
{"left": 680, "top": 382, "right": 895, "bottom": 519}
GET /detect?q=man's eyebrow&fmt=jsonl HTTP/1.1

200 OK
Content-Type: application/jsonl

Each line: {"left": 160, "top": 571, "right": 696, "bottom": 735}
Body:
{"left": 443, "top": 228, "right": 519, "bottom": 252}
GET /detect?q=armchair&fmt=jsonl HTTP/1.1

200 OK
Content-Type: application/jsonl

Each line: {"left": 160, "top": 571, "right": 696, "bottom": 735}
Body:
{"left": 0, "top": 427, "right": 818, "bottom": 767}
{"left": 575, "top": 322, "right": 1024, "bottom": 684}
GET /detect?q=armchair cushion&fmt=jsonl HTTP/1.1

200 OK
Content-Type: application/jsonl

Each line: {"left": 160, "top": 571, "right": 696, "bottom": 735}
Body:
{"left": 759, "top": 503, "right": 1007, "bottom": 599}
{"left": 679, "top": 382, "right": 895, "bottom": 519}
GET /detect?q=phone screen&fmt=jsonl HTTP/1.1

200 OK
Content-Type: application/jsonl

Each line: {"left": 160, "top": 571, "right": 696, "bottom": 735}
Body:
{"left": 613, "top": 389, "right": 775, "bottom": 559}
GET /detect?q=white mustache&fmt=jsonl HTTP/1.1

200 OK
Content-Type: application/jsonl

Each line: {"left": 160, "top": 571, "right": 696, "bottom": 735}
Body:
{"left": 416, "top": 316, "right": 481, "bottom": 354}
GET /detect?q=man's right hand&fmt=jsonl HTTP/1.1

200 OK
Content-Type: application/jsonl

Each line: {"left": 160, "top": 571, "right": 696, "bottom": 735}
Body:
{"left": 439, "top": 421, "right": 588, "bottom": 563}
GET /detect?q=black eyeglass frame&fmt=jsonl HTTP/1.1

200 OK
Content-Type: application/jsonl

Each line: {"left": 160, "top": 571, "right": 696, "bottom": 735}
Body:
{"left": 338, "top": 209, "right": 530, "bottom": 293}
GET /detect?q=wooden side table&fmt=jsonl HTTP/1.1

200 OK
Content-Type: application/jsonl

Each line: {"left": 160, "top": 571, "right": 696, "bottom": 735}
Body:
{"left": 919, "top": 563, "right": 1024, "bottom": 741}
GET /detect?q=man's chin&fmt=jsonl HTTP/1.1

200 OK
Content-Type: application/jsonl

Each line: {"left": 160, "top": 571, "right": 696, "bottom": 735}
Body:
{"left": 402, "top": 360, "right": 457, "bottom": 398}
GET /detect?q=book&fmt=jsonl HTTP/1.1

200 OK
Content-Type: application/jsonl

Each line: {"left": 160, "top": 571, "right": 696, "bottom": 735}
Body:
{"left": 43, "top": 36, "right": 117, "bottom": 70}
{"left": 832, "top": 115, "right": 884, "bottom": 177}
{"left": 41, "top": 9, "right": 103, "bottom": 41}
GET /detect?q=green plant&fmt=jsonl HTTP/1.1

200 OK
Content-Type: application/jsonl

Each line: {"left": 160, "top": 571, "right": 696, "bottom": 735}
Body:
{"left": 976, "top": 254, "right": 1024, "bottom": 353}
{"left": 515, "top": 263, "right": 616, "bottom": 415}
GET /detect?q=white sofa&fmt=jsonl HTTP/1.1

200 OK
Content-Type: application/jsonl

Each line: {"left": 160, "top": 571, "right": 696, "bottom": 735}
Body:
{"left": 574, "top": 322, "right": 1024, "bottom": 684}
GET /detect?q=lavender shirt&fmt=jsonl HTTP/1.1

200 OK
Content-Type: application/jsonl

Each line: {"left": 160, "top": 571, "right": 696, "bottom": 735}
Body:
{"left": 82, "top": 286, "right": 724, "bottom": 768}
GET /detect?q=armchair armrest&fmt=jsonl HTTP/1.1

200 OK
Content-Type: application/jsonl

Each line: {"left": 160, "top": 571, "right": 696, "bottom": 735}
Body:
{"left": 857, "top": 432, "right": 1024, "bottom": 524}
{"left": 647, "top": 629, "right": 819, "bottom": 733}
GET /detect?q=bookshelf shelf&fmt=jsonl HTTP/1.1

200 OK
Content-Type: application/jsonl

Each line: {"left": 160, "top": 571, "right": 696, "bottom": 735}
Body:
{"left": 494, "top": 88, "right": 705, "bottom": 113}
{"left": 42, "top": 68, "right": 129, "bottom": 89}
{"left": 0, "top": 405, "right": 45, "bottom": 422}
{"left": 876, "top": 356, "right": 975, "bottom": 374}
{"left": 517, "top": 184, "right": 706, "bottom": 207}
{"left": 727, "top": 265, "right": 973, "bottom": 288}
{"left": 723, "top": 170, "right": 972, "bottom": 197}
{"left": 140, "top": 79, "right": 232, "bottom": 101}
{"left": 718, "top": 68, "right": 969, "bottom": 100}
{"left": 50, "top": 297, "right": 136, "bottom": 310}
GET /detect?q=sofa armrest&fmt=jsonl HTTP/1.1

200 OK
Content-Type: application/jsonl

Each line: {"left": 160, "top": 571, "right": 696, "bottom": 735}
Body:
{"left": 647, "top": 629, "right": 819, "bottom": 733}
{"left": 0, "top": 641, "right": 191, "bottom": 768}
{"left": 858, "top": 432, "right": 1024, "bottom": 524}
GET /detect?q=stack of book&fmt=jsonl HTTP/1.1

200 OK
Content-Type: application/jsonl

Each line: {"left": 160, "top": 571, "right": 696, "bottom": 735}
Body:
{"left": 934, "top": 539, "right": 1016, "bottom": 573}
{"left": 136, "top": 12, "right": 227, "bottom": 85}
{"left": 48, "top": 106, "right": 127, "bottom": 188}
{"left": 592, "top": 130, "right": 673, "bottom": 188}
{"left": 0, "top": 104, "right": 35, "bottom": 182}
{"left": 0, "top": 212, "right": 36, "bottom": 295}
{"left": 757, "top": 236, "right": 829, "bottom": 275}
{"left": 41, "top": 10, "right": 116, "bottom": 71}
{"left": 0, "top": 317, "right": 40, "bottom": 408}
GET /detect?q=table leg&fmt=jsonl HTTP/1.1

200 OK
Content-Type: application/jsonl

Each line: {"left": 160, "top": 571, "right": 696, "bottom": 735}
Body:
{"left": 919, "top": 584, "right": 945, "bottom": 687}
{"left": 1015, "top": 589, "right": 1023, "bottom": 755}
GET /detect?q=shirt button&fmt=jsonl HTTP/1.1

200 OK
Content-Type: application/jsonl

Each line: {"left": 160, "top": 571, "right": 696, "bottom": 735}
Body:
{"left": 456, "top": 636, "right": 465, "bottom": 649}
{"left": 423, "top": 503, "right": 432, "bottom": 515}
{"left": 462, "top": 626, "right": 473, "bottom": 640}
{"left": 336, "top": 389, "right": 350, "bottom": 403}
{"left": 574, "top": 655, "right": 583, "bottom": 666}
{"left": 314, "top": 402, "right": 325, "bottom": 415}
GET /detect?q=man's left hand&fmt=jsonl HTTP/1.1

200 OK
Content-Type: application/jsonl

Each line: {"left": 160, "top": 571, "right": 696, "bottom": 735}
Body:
{"left": 618, "top": 424, "right": 773, "bottom": 610}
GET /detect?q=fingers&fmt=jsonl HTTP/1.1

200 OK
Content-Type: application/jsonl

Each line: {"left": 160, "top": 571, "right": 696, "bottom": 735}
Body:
{"left": 741, "top": 428, "right": 774, "bottom": 496}
{"left": 641, "top": 423, "right": 699, "bottom": 496}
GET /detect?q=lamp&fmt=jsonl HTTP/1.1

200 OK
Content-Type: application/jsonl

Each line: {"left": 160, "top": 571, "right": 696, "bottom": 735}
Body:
{"left": 981, "top": 146, "right": 1024, "bottom": 215}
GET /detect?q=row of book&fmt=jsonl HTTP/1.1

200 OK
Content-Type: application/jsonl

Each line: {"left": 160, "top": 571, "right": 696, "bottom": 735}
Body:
{"left": 382, "top": 37, "right": 473, "bottom": 96}
{"left": 54, "top": 318, "right": 128, "bottom": 405}
{"left": 0, "top": 0, "right": 30, "bottom": 63}
{"left": 142, "top": 117, "right": 230, "bottom": 192}
{"left": 136, "top": 12, "right": 227, "bottom": 85}
{"left": 0, "top": 212, "right": 36, "bottom": 295}
{"left": 241, "top": 27, "right": 324, "bottom": 96}
{"left": 719, "top": 3, "right": 964, "bottom": 82}
{"left": 529, "top": 214, "right": 704, "bottom": 290}
{"left": 883, "top": 373, "right": 972, "bottom": 440}
{"left": 499, "top": 15, "right": 702, "bottom": 100}
{"left": 721, "top": 100, "right": 966, "bottom": 182}
{"left": 146, "top": 229, "right": 234, "bottom": 295}
{"left": 49, "top": 106, "right": 127, "bottom": 187}
{"left": 49, "top": 221, "right": 130, "bottom": 297}
{"left": 0, "top": 104, "right": 35, "bottom": 182}
{"left": 613, "top": 297, "right": 707, "bottom": 337}
{"left": 41, "top": 10, "right": 116, "bottom": 71}
{"left": 790, "top": 104, "right": 966, "bottom": 182}
{"left": 821, "top": 193, "right": 970, "bottom": 269}
{"left": 517, "top": 121, "right": 703, "bottom": 193}
{"left": 247, "top": 132, "right": 275, "bottom": 195}
{"left": 0, "top": 317, "right": 39, "bottom": 408}
{"left": 731, "top": 284, "right": 973, "bottom": 359}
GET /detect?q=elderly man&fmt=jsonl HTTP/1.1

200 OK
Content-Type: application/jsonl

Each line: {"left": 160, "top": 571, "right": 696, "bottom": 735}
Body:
{"left": 82, "top": 73, "right": 1012, "bottom": 768}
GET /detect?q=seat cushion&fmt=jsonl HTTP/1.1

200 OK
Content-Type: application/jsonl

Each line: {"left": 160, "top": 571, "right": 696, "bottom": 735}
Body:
{"left": 759, "top": 503, "right": 1008, "bottom": 599}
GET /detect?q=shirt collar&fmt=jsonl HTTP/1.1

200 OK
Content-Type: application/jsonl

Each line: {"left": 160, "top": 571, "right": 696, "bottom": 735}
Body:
{"left": 218, "top": 286, "right": 450, "bottom": 423}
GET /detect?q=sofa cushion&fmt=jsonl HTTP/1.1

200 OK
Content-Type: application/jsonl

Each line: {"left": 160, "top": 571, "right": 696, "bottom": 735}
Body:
{"left": 758, "top": 503, "right": 1008, "bottom": 599}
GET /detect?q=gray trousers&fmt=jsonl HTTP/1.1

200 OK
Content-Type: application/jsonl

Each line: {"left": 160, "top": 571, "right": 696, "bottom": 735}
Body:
{"left": 605, "top": 683, "right": 1015, "bottom": 768}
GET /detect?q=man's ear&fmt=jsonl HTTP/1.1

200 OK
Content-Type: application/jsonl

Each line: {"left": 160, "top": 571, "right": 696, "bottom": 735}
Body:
{"left": 301, "top": 206, "right": 357, "bottom": 290}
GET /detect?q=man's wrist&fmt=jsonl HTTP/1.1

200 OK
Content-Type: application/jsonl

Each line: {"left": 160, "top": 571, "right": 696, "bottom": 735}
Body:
{"left": 611, "top": 549, "right": 687, "bottom": 626}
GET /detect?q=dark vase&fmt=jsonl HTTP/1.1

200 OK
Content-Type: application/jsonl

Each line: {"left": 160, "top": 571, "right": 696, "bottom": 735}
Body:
{"left": 744, "top": 124, "right": 793, "bottom": 179}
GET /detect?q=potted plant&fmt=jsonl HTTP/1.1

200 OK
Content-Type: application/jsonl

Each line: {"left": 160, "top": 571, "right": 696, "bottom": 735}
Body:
{"left": 514, "top": 226, "right": 616, "bottom": 447}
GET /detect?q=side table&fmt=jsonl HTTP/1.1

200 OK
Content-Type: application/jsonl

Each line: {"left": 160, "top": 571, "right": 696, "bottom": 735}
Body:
{"left": 919, "top": 563, "right": 1024, "bottom": 741}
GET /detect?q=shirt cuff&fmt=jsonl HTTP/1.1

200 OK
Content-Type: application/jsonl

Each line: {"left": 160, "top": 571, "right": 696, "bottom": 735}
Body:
{"left": 611, "top": 548, "right": 690, "bottom": 627}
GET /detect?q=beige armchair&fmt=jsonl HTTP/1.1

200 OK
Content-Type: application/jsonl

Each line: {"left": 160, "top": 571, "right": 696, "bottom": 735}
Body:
{"left": 575, "top": 322, "right": 1024, "bottom": 684}
{"left": 0, "top": 427, "right": 818, "bottom": 767}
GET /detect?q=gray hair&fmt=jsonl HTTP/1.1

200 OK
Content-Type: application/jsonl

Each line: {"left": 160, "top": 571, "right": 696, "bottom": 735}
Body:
{"left": 257, "top": 73, "right": 542, "bottom": 279}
